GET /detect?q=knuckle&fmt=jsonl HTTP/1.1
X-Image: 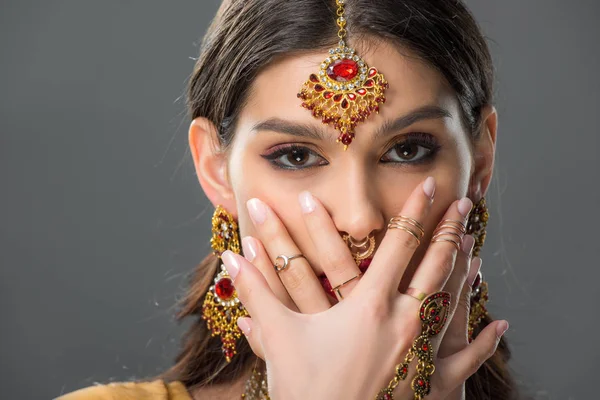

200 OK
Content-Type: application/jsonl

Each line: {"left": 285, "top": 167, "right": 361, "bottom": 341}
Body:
{"left": 324, "top": 251, "right": 350, "bottom": 273}
{"left": 360, "top": 289, "right": 390, "bottom": 323}
{"left": 436, "top": 253, "right": 455, "bottom": 277}
{"left": 397, "top": 231, "right": 420, "bottom": 250}
{"left": 280, "top": 267, "right": 308, "bottom": 291}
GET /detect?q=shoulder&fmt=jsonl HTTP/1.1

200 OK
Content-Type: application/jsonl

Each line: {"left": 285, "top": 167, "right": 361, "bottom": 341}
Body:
{"left": 55, "top": 379, "right": 192, "bottom": 400}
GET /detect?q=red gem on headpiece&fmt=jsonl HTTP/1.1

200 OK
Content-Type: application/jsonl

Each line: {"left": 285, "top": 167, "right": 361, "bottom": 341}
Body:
{"left": 341, "top": 98, "right": 349, "bottom": 109}
{"left": 314, "top": 84, "right": 325, "bottom": 92}
{"left": 356, "top": 88, "right": 367, "bottom": 96}
{"left": 327, "top": 59, "right": 359, "bottom": 82}
{"left": 333, "top": 93, "right": 343, "bottom": 102}
{"left": 368, "top": 68, "right": 378, "bottom": 78}
{"left": 347, "top": 93, "right": 357, "bottom": 101}
{"left": 309, "top": 74, "right": 320, "bottom": 83}
{"left": 323, "top": 91, "right": 334, "bottom": 99}
{"left": 364, "top": 79, "right": 374, "bottom": 87}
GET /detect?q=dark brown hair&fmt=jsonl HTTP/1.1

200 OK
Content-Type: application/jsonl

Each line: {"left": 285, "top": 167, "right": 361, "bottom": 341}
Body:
{"left": 160, "top": 0, "right": 523, "bottom": 398}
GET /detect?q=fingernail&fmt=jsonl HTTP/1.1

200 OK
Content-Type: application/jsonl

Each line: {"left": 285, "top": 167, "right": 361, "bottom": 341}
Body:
{"left": 221, "top": 250, "right": 240, "bottom": 280}
{"left": 237, "top": 317, "right": 251, "bottom": 336}
{"left": 422, "top": 176, "right": 436, "bottom": 199}
{"left": 247, "top": 198, "right": 267, "bottom": 225}
{"left": 458, "top": 197, "right": 473, "bottom": 218}
{"left": 298, "top": 191, "right": 316, "bottom": 214}
{"left": 469, "top": 257, "right": 482, "bottom": 287}
{"left": 461, "top": 234, "right": 475, "bottom": 254}
{"left": 241, "top": 236, "right": 257, "bottom": 262}
{"left": 496, "top": 320, "right": 509, "bottom": 337}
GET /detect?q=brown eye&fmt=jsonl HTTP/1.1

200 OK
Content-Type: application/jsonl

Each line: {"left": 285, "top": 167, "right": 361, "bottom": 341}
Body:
{"left": 286, "top": 148, "right": 310, "bottom": 166}
{"left": 262, "top": 145, "right": 328, "bottom": 170}
{"left": 394, "top": 143, "right": 419, "bottom": 160}
{"left": 380, "top": 137, "right": 438, "bottom": 165}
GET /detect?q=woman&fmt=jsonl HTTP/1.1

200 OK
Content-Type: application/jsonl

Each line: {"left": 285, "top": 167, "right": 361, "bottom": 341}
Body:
{"left": 58, "top": 0, "right": 522, "bottom": 399}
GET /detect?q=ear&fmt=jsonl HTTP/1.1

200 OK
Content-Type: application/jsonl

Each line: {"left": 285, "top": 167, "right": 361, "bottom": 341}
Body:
{"left": 188, "top": 117, "right": 237, "bottom": 217}
{"left": 469, "top": 105, "right": 497, "bottom": 199}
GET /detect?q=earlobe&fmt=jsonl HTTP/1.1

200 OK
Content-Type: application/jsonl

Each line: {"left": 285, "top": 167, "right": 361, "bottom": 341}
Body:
{"left": 469, "top": 105, "right": 498, "bottom": 199}
{"left": 188, "top": 117, "right": 237, "bottom": 215}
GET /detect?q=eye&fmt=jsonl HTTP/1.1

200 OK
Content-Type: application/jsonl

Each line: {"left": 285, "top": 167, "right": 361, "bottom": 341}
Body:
{"left": 261, "top": 144, "right": 328, "bottom": 170}
{"left": 380, "top": 133, "right": 440, "bottom": 165}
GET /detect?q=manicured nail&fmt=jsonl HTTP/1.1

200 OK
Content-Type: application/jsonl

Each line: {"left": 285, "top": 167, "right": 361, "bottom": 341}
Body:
{"left": 247, "top": 198, "right": 267, "bottom": 225}
{"left": 221, "top": 250, "right": 240, "bottom": 280}
{"left": 242, "top": 236, "right": 257, "bottom": 262}
{"left": 470, "top": 257, "right": 482, "bottom": 287}
{"left": 461, "top": 234, "right": 475, "bottom": 254}
{"left": 496, "top": 320, "right": 509, "bottom": 337}
{"left": 298, "top": 191, "right": 316, "bottom": 214}
{"left": 422, "top": 176, "right": 436, "bottom": 199}
{"left": 457, "top": 197, "right": 473, "bottom": 217}
{"left": 237, "top": 317, "right": 251, "bottom": 336}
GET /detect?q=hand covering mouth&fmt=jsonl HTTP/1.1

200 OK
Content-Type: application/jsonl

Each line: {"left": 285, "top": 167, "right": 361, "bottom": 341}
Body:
{"left": 318, "top": 257, "right": 372, "bottom": 298}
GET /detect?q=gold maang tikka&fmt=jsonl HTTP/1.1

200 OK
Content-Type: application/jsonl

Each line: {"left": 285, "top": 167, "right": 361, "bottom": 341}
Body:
{"left": 297, "top": 0, "right": 389, "bottom": 150}
{"left": 202, "top": 205, "right": 249, "bottom": 362}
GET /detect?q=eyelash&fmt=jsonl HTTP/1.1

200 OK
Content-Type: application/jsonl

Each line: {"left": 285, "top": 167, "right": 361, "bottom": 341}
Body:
{"left": 261, "top": 132, "right": 441, "bottom": 171}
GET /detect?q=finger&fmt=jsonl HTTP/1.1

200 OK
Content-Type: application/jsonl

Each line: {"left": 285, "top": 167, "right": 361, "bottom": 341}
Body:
{"left": 437, "top": 235, "right": 475, "bottom": 356}
{"left": 247, "top": 198, "right": 330, "bottom": 313}
{"left": 405, "top": 197, "right": 472, "bottom": 296}
{"left": 237, "top": 317, "right": 265, "bottom": 360}
{"left": 298, "top": 191, "right": 362, "bottom": 300}
{"left": 360, "top": 176, "right": 436, "bottom": 296}
{"left": 221, "top": 250, "right": 286, "bottom": 325}
{"left": 435, "top": 320, "right": 509, "bottom": 394}
{"left": 242, "top": 236, "right": 298, "bottom": 312}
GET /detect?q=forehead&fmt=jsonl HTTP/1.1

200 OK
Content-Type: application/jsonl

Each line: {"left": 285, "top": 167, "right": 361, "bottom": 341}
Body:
{"left": 238, "top": 39, "right": 459, "bottom": 138}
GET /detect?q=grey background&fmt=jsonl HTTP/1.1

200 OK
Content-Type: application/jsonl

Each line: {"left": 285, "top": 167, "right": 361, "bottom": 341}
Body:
{"left": 1, "top": 1, "right": 598, "bottom": 399}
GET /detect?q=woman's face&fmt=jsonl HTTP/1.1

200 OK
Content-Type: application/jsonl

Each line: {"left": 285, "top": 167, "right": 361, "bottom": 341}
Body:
{"left": 197, "top": 39, "right": 495, "bottom": 292}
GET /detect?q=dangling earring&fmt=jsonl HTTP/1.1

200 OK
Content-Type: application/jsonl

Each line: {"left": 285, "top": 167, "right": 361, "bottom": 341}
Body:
{"left": 466, "top": 197, "right": 490, "bottom": 343}
{"left": 201, "top": 205, "right": 249, "bottom": 362}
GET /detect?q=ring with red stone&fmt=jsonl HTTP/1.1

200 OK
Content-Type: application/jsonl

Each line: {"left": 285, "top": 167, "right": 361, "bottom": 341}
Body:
{"left": 273, "top": 254, "right": 306, "bottom": 272}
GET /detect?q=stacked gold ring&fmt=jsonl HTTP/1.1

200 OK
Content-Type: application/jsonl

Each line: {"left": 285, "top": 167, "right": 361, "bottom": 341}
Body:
{"left": 388, "top": 215, "right": 425, "bottom": 245}
{"left": 431, "top": 219, "right": 466, "bottom": 250}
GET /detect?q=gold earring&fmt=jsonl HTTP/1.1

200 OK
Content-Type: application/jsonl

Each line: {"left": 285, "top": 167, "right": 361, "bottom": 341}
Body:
{"left": 201, "top": 205, "right": 249, "bottom": 362}
{"left": 466, "top": 197, "right": 489, "bottom": 342}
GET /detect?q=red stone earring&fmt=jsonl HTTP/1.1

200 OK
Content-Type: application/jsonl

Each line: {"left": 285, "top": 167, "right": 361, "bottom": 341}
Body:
{"left": 201, "top": 205, "right": 249, "bottom": 362}
{"left": 297, "top": 0, "right": 389, "bottom": 150}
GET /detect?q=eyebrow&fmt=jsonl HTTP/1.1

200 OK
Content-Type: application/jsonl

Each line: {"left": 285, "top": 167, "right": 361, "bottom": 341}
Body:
{"left": 251, "top": 105, "right": 452, "bottom": 142}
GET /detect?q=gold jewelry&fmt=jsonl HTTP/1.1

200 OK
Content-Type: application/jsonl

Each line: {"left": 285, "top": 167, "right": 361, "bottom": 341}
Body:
{"left": 404, "top": 287, "right": 428, "bottom": 302}
{"left": 466, "top": 197, "right": 490, "bottom": 341}
{"left": 241, "top": 365, "right": 270, "bottom": 399}
{"left": 388, "top": 215, "right": 425, "bottom": 245}
{"left": 273, "top": 253, "right": 306, "bottom": 272}
{"left": 202, "top": 205, "right": 249, "bottom": 362}
{"left": 431, "top": 219, "right": 466, "bottom": 250}
{"left": 297, "top": 0, "right": 389, "bottom": 150}
{"left": 343, "top": 233, "right": 375, "bottom": 266}
{"left": 466, "top": 197, "right": 488, "bottom": 258}
{"left": 376, "top": 292, "right": 451, "bottom": 400}
{"left": 468, "top": 273, "right": 489, "bottom": 343}
{"left": 331, "top": 271, "right": 363, "bottom": 300}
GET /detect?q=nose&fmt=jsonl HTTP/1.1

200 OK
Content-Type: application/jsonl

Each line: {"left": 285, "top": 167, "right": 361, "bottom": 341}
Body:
{"left": 322, "top": 164, "right": 385, "bottom": 241}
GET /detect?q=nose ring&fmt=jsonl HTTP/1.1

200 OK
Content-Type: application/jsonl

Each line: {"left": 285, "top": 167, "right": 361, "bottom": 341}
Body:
{"left": 343, "top": 233, "right": 376, "bottom": 263}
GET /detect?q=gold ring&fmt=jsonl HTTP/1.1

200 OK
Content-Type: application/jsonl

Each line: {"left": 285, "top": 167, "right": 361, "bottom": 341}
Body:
{"left": 331, "top": 272, "right": 362, "bottom": 300}
{"left": 404, "top": 287, "right": 428, "bottom": 301}
{"left": 431, "top": 219, "right": 466, "bottom": 250}
{"left": 388, "top": 215, "right": 425, "bottom": 245}
{"left": 273, "top": 254, "right": 306, "bottom": 272}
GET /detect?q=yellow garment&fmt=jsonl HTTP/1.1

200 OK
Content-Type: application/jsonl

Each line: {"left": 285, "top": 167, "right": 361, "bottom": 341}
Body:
{"left": 55, "top": 379, "right": 192, "bottom": 400}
